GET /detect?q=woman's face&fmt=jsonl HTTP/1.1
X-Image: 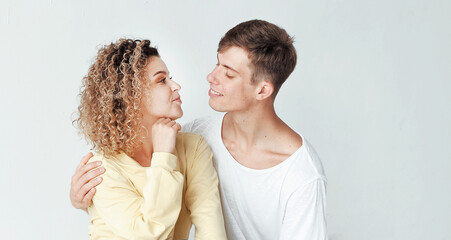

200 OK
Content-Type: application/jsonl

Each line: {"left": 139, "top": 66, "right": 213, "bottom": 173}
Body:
{"left": 141, "top": 56, "right": 183, "bottom": 121}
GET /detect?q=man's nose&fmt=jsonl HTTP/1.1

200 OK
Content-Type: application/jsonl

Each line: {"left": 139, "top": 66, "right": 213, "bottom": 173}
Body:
{"left": 207, "top": 66, "right": 219, "bottom": 84}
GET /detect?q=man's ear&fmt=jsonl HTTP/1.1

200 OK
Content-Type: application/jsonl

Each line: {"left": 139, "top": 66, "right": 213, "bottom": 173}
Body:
{"left": 256, "top": 81, "right": 274, "bottom": 100}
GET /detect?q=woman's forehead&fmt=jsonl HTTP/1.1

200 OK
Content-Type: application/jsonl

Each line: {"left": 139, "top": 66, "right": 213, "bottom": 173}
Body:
{"left": 146, "top": 56, "right": 169, "bottom": 76}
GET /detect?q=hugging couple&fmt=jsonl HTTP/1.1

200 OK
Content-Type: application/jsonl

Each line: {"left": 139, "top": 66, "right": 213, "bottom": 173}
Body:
{"left": 70, "top": 19, "right": 327, "bottom": 240}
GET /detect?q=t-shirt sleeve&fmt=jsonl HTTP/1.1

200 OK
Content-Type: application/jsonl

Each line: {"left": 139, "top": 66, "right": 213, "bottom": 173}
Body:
{"left": 280, "top": 178, "right": 328, "bottom": 240}
{"left": 181, "top": 119, "right": 196, "bottom": 132}
{"left": 184, "top": 136, "right": 227, "bottom": 239}
{"left": 89, "top": 153, "right": 184, "bottom": 239}
{"left": 181, "top": 116, "right": 214, "bottom": 135}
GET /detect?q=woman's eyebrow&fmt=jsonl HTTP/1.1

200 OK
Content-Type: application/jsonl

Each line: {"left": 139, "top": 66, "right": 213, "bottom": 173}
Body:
{"left": 152, "top": 70, "right": 168, "bottom": 77}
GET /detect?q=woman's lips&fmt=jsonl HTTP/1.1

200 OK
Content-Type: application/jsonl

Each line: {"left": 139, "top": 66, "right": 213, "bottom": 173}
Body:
{"left": 172, "top": 96, "right": 182, "bottom": 103}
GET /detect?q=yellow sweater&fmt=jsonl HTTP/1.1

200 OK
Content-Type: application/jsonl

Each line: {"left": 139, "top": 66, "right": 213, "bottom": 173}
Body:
{"left": 87, "top": 132, "right": 226, "bottom": 240}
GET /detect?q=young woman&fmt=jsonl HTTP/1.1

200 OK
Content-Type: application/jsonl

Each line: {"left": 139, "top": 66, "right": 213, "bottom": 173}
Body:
{"left": 75, "top": 39, "right": 226, "bottom": 239}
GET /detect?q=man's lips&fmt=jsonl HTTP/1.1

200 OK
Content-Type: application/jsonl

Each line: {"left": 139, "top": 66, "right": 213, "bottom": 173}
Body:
{"left": 209, "top": 88, "right": 223, "bottom": 96}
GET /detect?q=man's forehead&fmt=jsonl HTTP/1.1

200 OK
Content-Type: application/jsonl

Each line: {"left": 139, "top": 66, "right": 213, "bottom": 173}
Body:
{"left": 217, "top": 46, "right": 249, "bottom": 57}
{"left": 217, "top": 46, "right": 251, "bottom": 71}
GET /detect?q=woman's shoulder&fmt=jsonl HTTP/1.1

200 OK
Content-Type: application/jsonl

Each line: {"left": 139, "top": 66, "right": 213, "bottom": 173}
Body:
{"left": 87, "top": 152, "right": 115, "bottom": 165}
{"left": 176, "top": 132, "right": 206, "bottom": 146}
{"left": 86, "top": 153, "right": 136, "bottom": 192}
{"left": 175, "top": 132, "right": 211, "bottom": 159}
{"left": 87, "top": 152, "right": 129, "bottom": 177}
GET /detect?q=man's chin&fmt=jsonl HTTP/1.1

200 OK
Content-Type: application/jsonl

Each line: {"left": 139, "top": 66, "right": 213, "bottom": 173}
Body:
{"left": 208, "top": 100, "right": 226, "bottom": 112}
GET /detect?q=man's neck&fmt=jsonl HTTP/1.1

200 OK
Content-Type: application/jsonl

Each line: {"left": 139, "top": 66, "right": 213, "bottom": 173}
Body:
{"left": 221, "top": 104, "right": 303, "bottom": 169}
{"left": 222, "top": 104, "right": 283, "bottom": 150}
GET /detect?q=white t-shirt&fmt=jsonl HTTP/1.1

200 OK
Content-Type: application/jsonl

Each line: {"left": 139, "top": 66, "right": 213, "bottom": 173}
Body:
{"left": 183, "top": 113, "right": 328, "bottom": 240}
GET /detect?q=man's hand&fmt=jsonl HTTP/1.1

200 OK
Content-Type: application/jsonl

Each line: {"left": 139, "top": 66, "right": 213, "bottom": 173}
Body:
{"left": 70, "top": 153, "right": 105, "bottom": 211}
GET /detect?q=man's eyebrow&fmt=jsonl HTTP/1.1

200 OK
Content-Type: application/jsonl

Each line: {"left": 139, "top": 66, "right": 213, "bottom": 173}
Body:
{"left": 216, "top": 54, "right": 239, "bottom": 74}
{"left": 223, "top": 64, "right": 239, "bottom": 74}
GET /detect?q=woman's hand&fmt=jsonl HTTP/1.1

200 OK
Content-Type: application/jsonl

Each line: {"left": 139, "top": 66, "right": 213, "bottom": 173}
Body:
{"left": 152, "top": 118, "right": 181, "bottom": 153}
{"left": 70, "top": 153, "right": 104, "bottom": 211}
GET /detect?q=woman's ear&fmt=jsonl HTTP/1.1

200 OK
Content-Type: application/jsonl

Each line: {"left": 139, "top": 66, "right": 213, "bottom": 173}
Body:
{"left": 256, "top": 81, "right": 274, "bottom": 100}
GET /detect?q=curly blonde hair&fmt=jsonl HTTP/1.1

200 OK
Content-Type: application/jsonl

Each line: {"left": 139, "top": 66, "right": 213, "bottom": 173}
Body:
{"left": 75, "top": 39, "right": 159, "bottom": 156}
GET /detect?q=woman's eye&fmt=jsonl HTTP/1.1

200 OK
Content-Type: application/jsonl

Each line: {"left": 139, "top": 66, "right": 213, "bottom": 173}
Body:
{"left": 159, "top": 78, "right": 166, "bottom": 83}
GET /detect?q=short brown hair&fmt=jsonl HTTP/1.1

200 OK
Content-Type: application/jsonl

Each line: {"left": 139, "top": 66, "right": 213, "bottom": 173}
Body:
{"left": 218, "top": 19, "right": 297, "bottom": 96}
{"left": 75, "top": 39, "right": 159, "bottom": 156}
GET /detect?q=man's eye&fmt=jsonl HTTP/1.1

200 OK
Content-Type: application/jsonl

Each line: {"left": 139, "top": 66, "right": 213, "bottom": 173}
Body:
{"left": 225, "top": 70, "right": 234, "bottom": 79}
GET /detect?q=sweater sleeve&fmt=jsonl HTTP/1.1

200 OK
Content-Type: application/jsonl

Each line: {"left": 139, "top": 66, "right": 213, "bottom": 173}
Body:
{"left": 280, "top": 178, "right": 328, "bottom": 240}
{"left": 90, "top": 153, "right": 184, "bottom": 240}
{"left": 184, "top": 136, "right": 227, "bottom": 240}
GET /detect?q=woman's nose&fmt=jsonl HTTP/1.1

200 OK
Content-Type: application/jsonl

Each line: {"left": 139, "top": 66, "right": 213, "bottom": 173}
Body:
{"left": 170, "top": 79, "right": 181, "bottom": 91}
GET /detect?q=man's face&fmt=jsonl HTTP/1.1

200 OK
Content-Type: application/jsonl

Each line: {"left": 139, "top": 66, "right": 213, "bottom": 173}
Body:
{"left": 207, "top": 46, "right": 258, "bottom": 112}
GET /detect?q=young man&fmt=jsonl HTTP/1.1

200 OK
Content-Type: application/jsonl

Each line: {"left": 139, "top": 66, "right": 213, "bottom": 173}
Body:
{"left": 71, "top": 20, "right": 327, "bottom": 239}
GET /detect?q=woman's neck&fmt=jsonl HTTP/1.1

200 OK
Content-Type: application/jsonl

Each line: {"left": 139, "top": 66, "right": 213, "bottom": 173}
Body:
{"left": 131, "top": 117, "right": 158, "bottom": 167}
{"left": 131, "top": 137, "right": 153, "bottom": 167}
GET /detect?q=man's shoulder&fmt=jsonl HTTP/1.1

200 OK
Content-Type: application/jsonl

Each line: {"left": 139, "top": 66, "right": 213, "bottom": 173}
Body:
{"left": 301, "top": 138, "right": 326, "bottom": 179}
{"left": 181, "top": 114, "right": 222, "bottom": 135}
{"left": 283, "top": 136, "right": 327, "bottom": 188}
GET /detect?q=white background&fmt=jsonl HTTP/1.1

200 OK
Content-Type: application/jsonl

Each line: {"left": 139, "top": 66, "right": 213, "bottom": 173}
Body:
{"left": 1, "top": 0, "right": 450, "bottom": 239}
